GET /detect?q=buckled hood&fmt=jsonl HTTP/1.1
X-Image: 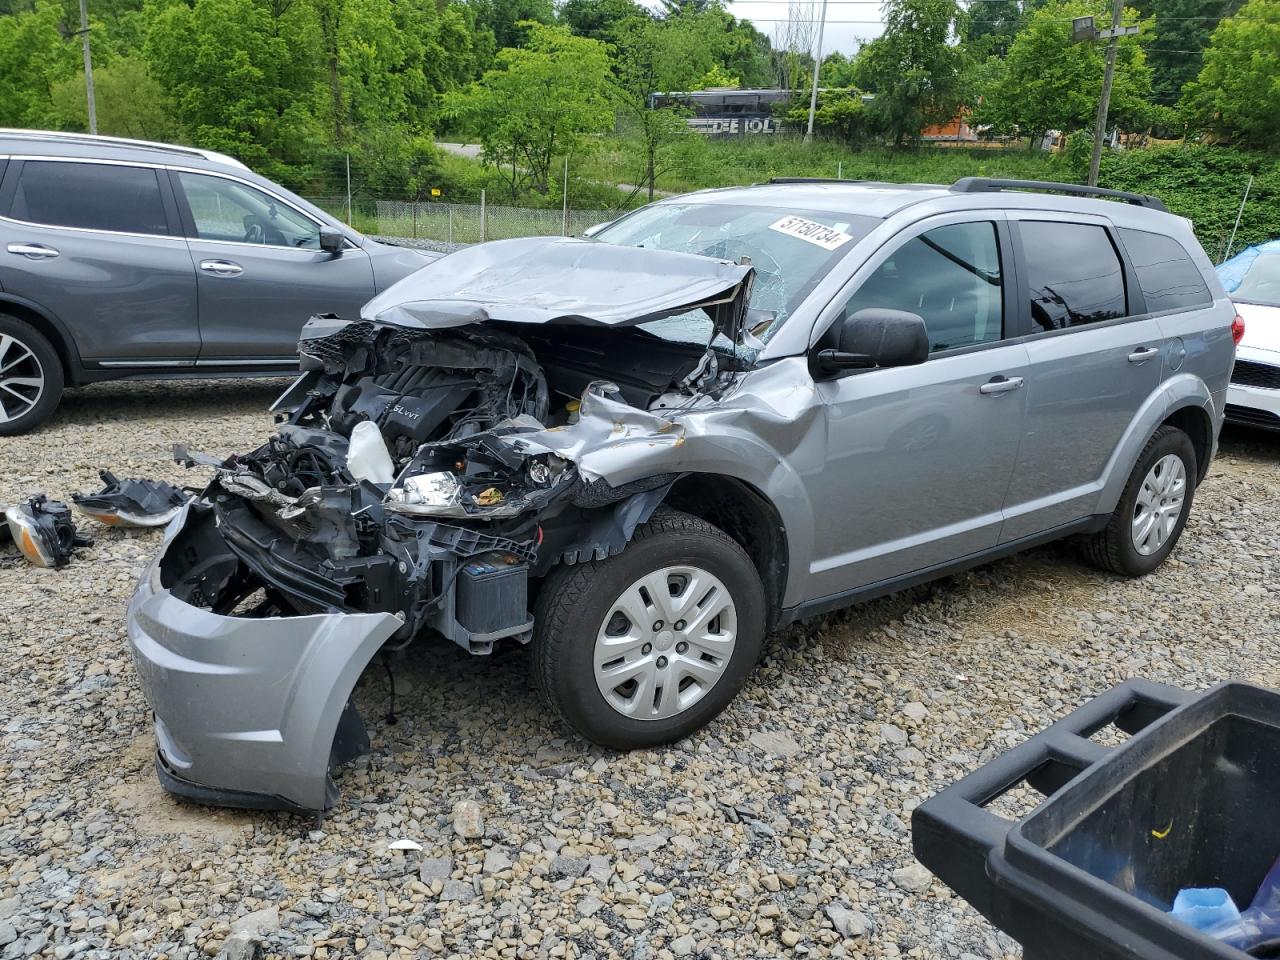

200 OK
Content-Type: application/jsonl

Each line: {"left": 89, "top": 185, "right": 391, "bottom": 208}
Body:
{"left": 360, "top": 236, "right": 755, "bottom": 341}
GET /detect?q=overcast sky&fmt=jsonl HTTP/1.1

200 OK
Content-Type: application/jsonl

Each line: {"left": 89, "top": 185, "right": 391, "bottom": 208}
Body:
{"left": 722, "top": 0, "right": 888, "bottom": 57}
{"left": 631, "top": 0, "right": 888, "bottom": 78}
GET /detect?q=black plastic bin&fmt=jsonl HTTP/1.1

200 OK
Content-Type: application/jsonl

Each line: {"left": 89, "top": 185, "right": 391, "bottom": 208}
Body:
{"left": 913, "top": 679, "right": 1280, "bottom": 960}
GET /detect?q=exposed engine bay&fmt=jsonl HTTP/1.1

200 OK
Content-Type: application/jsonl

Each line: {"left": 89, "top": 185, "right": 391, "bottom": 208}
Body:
{"left": 161, "top": 242, "right": 754, "bottom": 656}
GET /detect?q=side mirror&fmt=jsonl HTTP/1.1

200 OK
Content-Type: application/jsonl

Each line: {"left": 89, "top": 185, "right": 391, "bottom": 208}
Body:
{"left": 319, "top": 225, "right": 345, "bottom": 255}
{"left": 581, "top": 221, "right": 611, "bottom": 239}
{"left": 816, "top": 307, "right": 929, "bottom": 376}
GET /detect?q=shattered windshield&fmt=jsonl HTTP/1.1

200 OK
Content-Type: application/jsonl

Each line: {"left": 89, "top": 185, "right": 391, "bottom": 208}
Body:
{"left": 594, "top": 202, "right": 878, "bottom": 346}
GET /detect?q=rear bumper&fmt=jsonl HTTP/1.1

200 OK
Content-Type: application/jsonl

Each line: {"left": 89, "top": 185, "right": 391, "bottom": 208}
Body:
{"left": 126, "top": 504, "right": 401, "bottom": 811}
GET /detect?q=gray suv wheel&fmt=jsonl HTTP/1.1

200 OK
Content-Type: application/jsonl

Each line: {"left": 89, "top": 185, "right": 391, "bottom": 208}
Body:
{"left": 1082, "top": 425, "right": 1197, "bottom": 577}
{"left": 0, "top": 316, "right": 62, "bottom": 436}
{"left": 533, "top": 508, "right": 765, "bottom": 749}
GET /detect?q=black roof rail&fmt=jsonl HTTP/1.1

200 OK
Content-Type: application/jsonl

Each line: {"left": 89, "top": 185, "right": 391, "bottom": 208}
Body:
{"left": 950, "top": 177, "right": 1168, "bottom": 212}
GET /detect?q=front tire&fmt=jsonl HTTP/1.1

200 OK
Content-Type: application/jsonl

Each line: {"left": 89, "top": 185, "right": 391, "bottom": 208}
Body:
{"left": 532, "top": 508, "right": 766, "bottom": 749}
{"left": 1082, "top": 425, "right": 1196, "bottom": 577}
{"left": 0, "top": 316, "right": 63, "bottom": 436}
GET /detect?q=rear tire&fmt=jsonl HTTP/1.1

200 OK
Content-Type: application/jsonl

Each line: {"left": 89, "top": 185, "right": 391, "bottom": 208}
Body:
{"left": 532, "top": 508, "right": 766, "bottom": 749}
{"left": 1081, "top": 425, "right": 1196, "bottom": 577}
{"left": 0, "top": 315, "right": 63, "bottom": 436}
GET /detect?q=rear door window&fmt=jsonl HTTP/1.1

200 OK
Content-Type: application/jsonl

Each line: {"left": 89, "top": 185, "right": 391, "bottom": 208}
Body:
{"left": 1020, "top": 221, "right": 1127, "bottom": 331}
{"left": 10, "top": 160, "right": 170, "bottom": 235}
{"left": 1118, "top": 227, "right": 1212, "bottom": 312}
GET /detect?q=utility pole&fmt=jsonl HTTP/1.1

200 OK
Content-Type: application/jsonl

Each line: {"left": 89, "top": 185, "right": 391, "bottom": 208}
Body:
{"left": 1084, "top": 0, "right": 1135, "bottom": 187}
{"left": 804, "top": 0, "right": 829, "bottom": 144}
{"left": 78, "top": 0, "right": 97, "bottom": 135}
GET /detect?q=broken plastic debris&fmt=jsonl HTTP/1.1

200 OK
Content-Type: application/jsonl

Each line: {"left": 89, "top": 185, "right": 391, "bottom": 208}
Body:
{"left": 4, "top": 495, "right": 92, "bottom": 568}
{"left": 72, "top": 470, "right": 190, "bottom": 528}
{"left": 387, "top": 838, "right": 423, "bottom": 853}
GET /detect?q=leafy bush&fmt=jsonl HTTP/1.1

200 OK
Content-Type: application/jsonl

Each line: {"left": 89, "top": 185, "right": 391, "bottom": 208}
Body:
{"left": 1099, "top": 145, "right": 1280, "bottom": 258}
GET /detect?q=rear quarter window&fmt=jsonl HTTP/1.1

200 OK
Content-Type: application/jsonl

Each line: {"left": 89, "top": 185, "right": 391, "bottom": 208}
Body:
{"left": 1118, "top": 227, "right": 1213, "bottom": 312}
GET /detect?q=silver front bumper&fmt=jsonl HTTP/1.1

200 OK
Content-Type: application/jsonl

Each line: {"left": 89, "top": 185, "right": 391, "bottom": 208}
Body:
{"left": 126, "top": 504, "right": 402, "bottom": 810}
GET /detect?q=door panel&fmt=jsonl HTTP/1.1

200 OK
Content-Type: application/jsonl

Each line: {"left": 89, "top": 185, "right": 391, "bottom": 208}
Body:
{"left": 801, "top": 215, "right": 1027, "bottom": 599}
{"left": 806, "top": 344, "right": 1031, "bottom": 597}
{"left": 0, "top": 159, "right": 198, "bottom": 361}
{"left": 1000, "top": 217, "right": 1165, "bottom": 540}
{"left": 172, "top": 171, "right": 375, "bottom": 362}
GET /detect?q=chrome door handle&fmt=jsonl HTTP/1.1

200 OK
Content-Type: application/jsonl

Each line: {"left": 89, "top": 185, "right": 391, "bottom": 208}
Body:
{"left": 979, "top": 375, "right": 1024, "bottom": 395}
{"left": 1128, "top": 347, "right": 1158, "bottom": 363}
{"left": 199, "top": 259, "right": 243, "bottom": 277}
{"left": 7, "top": 242, "right": 59, "bottom": 260}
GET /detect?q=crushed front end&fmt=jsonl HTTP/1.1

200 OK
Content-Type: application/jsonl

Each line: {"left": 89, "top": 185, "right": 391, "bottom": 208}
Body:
{"left": 126, "top": 238, "right": 755, "bottom": 811}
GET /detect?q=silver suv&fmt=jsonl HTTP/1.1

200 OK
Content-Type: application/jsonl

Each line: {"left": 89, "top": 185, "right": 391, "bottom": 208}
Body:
{"left": 126, "top": 178, "right": 1237, "bottom": 811}
{"left": 0, "top": 130, "right": 432, "bottom": 434}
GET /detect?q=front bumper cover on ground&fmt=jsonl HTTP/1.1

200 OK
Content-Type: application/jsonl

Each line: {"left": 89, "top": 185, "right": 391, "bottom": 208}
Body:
{"left": 127, "top": 504, "right": 402, "bottom": 811}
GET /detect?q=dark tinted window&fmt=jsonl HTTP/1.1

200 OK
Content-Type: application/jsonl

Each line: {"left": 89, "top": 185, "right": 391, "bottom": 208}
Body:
{"left": 12, "top": 161, "right": 169, "bottom": 235}
{"left": 1119, "top": 227, "right": 1212, "bottom": 312}
{"left": 1021, "top": 221, "right": 1126, "bottom": 331}
{"left": 841, "top": 221, "right": 1004, "bottom": 352}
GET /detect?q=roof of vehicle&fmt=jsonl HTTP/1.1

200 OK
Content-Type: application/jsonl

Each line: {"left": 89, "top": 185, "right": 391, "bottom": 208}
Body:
{"left": 669, "top": 177, "right": 1175, "bottom": 224}
{"left": 0, "top": 129, "right": 247, "bottom": 172}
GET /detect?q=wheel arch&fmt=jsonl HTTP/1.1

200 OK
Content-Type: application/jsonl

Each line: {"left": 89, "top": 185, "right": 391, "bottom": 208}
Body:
{"left": 661, "top": 473, "right": 789, "bottom": 630}
{"left": 0, "top": 293, "right": 82, "bottom": 383}
{"left": 1161, "top": 402, "right": 1214, "bottom": 486}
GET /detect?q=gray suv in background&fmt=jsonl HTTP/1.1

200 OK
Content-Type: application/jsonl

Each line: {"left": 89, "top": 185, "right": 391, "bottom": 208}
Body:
{"left": 0, "top": 130, "right": 433, "bottom": 434}
{"left": 126, "top": 176, "right": 1238, "bottom": 811}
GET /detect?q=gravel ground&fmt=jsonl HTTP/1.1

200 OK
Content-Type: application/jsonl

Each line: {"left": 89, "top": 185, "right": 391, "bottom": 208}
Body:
{"left": 1, "top": 379, "right": 1278, "bottom": 960}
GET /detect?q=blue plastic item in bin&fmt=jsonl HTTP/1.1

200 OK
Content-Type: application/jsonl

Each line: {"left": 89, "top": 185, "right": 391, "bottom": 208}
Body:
{"left": 1204, "top": 857, "right": 1280, "bottom": 953}
{"left": 1173, "top": 888, "right": 1241, "bottom": 931}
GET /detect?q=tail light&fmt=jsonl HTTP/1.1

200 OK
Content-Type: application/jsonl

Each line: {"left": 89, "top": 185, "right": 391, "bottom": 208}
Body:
{"left": 1231, "top": 314, "right": 1246, "bottom": 345}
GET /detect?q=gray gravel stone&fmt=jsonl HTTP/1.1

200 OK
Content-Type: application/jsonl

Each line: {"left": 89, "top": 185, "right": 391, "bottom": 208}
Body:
{"left": 418, "top": 856, "right": 453, "bottom": 881}
{"left": 451, "top": 799, "right": 484, "bottom": 838}
{"left": 2, "top": 382, "right": 1276, "bottom": 960}
{"left": 893, "top": 863, "right": 934, "bottom": 893}
{"left": 749, "top": 730, "right": 803, "bottom": 757}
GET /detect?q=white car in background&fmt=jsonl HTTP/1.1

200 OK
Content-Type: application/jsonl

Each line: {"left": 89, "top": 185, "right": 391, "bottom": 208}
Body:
{"left": 1220, "top": 245, "right": 1280, "bottom": 432}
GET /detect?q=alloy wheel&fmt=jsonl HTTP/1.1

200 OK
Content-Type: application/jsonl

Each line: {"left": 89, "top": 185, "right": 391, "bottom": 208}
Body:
{"left": 0, "top": 333, "right": 44, "bottom": 425}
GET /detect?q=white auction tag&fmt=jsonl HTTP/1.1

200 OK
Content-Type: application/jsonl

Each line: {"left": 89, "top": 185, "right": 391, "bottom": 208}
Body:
{"left": 768, "top": 215, "right": 854, "bottom": 251}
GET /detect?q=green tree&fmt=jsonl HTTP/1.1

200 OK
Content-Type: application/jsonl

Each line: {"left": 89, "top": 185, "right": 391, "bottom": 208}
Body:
{"left": 0, "top": 1, "right": 80, "bottom": 127}
{"left": 443, "top": 22, "right": 614, "bottom": 199}
{"left": 48, "top": 55, "right": 183, "bottom": 140}
{"left": 559, "top": 0, "right": 650, "bottom": 41}
{"left": 468, "top": 0, "right": 554, "bottom": 50}
{"left": 963, "top": 0, "right": 1026, "bottom": 57}
{"left": 854, "top": 0, "right": 968, "bottom": 145}
{"left": 973, "top": 0, "right": 1153, "bottom": 148}
{"left": 785, "top": 86, "right": 871, "bottom": 142}
{"left": 610, "top": 14, "right": 701, "bottom": 200}
{"left": 820, "top": 51, "right": 859, "bottom": 88}
{"left": 695, "top": 63, "right": 740, "bottom": 88}
{"left": 144, "top": 0, "right": 325, "bottom": 184}
{"left": 1182, "top": 0, "right": 1280, "bottom": 149}
{"left": 1143, "top": 0, "right": 1243, "bottom": 108}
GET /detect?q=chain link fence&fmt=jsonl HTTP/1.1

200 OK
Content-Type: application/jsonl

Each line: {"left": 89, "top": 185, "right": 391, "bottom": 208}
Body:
{"left": 305, "top": 195, "right": 624, "bottom": 246}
